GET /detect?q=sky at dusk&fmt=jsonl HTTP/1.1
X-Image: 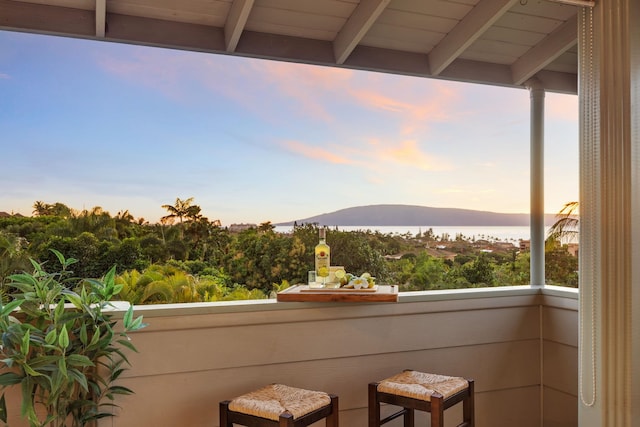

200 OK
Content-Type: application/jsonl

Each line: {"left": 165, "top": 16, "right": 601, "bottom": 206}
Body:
{"left": 0, "top": 30, "right": 578, "bottom": 226}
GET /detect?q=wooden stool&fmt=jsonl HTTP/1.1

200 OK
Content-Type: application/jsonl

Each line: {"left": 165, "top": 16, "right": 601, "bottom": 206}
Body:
{"left": 220, "top": 383, "right": 339, "bottom": 427}
{"left": 369, "top": 370, "right": 474, "bottom": 427}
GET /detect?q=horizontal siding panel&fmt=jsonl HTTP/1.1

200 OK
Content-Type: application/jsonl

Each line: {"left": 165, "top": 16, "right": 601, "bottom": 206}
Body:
{"left": 134, "top": 293, "right": 542, "bottom": 331}
{"left": 543, "top": 306, "right": 578, "bottom": 346}
{"left": 543, "top": 341, "right": 578, "bottom": 396}
{"left": 125, "top": 305, "right": 540, "bottom": 377}
{"left": 476, "top": 386, "right": 541, "bottom": 427}
{"left": 543, "top": 387, "right": 578, "bottom": 427}
{"left": 114, "top": 341, "right": 540, "bottom": 427}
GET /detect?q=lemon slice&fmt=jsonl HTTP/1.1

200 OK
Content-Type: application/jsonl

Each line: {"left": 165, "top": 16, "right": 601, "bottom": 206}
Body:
{"left": 334, "top": 269, "right": 346, "bottom": 280}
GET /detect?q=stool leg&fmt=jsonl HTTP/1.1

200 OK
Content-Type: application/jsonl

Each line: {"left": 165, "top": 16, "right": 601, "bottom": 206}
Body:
{"left": 404, "top": 407, "right": 414, "bottom": 427}
{"left": 430, "top": 395, "right": 444, "bottom": 427}
{"left": 463, "top": 380, "right": 475, "bottom": 427}
{"left": 219, "top": 401, "right": 231, "bottom": 427}
{"left": 368, "top": 383, "right": 381, "bottom": 427}
{"left": 327, "top": 394, "right": 339, "bottom": 427}
{"left": 279, "top": 412, "right": 295, "bottom": 427}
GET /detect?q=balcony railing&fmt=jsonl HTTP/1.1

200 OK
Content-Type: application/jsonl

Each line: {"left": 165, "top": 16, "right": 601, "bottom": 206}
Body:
{"left": 3, "top": 286, "right": 578, "bottom": 427}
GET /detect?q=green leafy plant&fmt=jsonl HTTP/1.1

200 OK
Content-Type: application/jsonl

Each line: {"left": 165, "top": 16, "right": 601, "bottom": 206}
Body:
{"left": 0, "top": 249, "right": 147, "bottom": 427}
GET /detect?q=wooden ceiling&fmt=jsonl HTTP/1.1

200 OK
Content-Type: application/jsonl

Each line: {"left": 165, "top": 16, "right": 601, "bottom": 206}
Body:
{"left": 0, "top": 0, "right": 579, "bottom": 93}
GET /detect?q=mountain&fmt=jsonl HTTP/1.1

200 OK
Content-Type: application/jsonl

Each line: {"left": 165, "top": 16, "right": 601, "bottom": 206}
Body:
{"left": 277, "top": 204, "right": 557, "bottom": 227}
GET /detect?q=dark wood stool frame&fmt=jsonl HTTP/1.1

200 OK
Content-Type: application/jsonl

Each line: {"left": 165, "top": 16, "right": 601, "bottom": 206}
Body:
{"left": 368, "top": 379, "right": 474, "bottom": 427}
{"left": 220, "top": 394, "right": 339, "bottom": 427}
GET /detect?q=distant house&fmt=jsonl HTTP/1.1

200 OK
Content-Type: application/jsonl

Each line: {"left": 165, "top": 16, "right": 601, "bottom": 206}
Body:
{"left": 520, "top": 240, "right": 531, "bottom": 251}
{"left": 494, "top": 241, "right": 518, "bottom": 249}
{"left": 0, "top": 211, "right": 24, "bottom": 218}
{"left": 228, "top": 223, "right": 257, "bottom": 233}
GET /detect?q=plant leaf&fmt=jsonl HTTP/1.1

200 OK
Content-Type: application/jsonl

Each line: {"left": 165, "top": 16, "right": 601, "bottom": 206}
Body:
{"left": 0, "top": 372, "right": 23, "bottom": 386}
{"left": 0, "top": 393, "right": 6, "bottom": 423}
{"left": 58, "top": 325, "right": 70, "bottom": 349}
{"left": 116, "top": 339, "right": 138, "bottom": 354}
{"left": 129, "top": 316, "right": 148, "bottom": 331}
{"left": 0, "top": 299, "right": 23, "bottom": 317}
{"left": 50, "top": 248, "right": 66, "bottom": 266}
{"left": 108, "top": 385, "right": 134, "bottom": 395}
{"left": 67, "top": 354, "right": 94, "bottom": 368}
{"left": 22, "top": 363, "right": 42, "bottom": 377}
{"left": 20, "top": 377, "right": 36, "bottom": 421}
{"left": 8, "top": 273, "right": 38, "bottom": 287}
{"left": 20, "top": 329, "right": 30, "bottom": 357}
{"left": 28, "top": 355, "right": 59, "bottom": 370}
{"left": 68, "top": 368, "right": 89, "bottom": 393}
{"left": 58, "top": 355, "right": 67, "bottom": 378}
{"left": 80, "top": 322, "right": 88, "bottom": 345}
{"left": 123, "top": 305, "right": 133, "bottom": 329}
{"left": 45, "top": 328, "right": 57, "bottom": 345}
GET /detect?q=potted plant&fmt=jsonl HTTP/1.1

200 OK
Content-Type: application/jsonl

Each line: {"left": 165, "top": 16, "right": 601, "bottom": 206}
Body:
{"left": 0, "top": 249, "right": 147, "bottom": 426}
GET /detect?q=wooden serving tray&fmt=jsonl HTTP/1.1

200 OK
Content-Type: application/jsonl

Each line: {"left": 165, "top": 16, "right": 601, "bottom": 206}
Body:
{"left": 277, "top": 285, "right": 398, "bottom": 302}
{"left": 300, "top": 285, "right": 378, "bottom": 293}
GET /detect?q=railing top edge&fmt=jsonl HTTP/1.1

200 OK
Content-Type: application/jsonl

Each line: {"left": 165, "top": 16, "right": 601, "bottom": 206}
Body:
{"left": 124, "top": 285, "right": 579, "bottom": 318}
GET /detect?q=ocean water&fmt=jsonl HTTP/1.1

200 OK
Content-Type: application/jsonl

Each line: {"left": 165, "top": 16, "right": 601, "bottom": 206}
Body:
{"left": 273, "top": 225, "right": 546, "bottom": 242}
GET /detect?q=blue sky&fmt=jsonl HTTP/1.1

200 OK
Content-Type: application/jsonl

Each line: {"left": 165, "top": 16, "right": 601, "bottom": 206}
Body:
{"left": 0, "top": 30, "right": 578, "bottom": 225}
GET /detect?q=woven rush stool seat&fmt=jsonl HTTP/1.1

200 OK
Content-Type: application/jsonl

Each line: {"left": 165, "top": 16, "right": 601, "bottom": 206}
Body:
{"left": 220, "top": 383, "right": 339, "bottom": 427}
{"left": 369, "top": 370, "right": 474, "bottom": 427}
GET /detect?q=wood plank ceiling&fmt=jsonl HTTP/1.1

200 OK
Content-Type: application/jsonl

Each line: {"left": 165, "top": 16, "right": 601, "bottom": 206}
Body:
{"left": 0, "top": 0, "right": 579, "bottom": 93}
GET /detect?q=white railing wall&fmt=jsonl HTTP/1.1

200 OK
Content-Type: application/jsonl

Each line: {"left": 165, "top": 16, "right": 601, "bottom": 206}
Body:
{"left": 2, "top": 287, "right": 578, "bottom": 427}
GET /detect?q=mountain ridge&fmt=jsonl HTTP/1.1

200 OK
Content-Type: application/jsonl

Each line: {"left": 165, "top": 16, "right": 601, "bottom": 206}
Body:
{"left": 277, "top": 204, "right": 557, "bottom": 227}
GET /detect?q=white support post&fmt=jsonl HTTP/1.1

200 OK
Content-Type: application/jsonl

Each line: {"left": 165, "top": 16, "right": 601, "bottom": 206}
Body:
{"left": 527, "top": 78, "right": 545, "bottom": 287}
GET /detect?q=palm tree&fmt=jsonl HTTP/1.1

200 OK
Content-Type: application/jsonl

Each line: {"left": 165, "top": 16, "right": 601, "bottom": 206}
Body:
{"left": 115, "top": 210, "right": 136, "bottom": 239}
{"left": 161, "top": 197, "right": 197, "bottom": 241}
{"left": 547, "top": 201, "right": 579, "bottom": 244}
{"left": 32, "top": 200, "right": 50, "bottom": 216}
{"left": 161, "top": 197, "right": 195, "bottom": 224}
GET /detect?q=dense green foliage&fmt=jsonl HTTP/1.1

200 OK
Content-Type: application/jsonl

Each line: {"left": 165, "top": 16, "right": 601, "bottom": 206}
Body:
{"left": 0, "top": 200, "right": 578, "bottom": 304}
{"left": 0, "top": 250, "right": 146, "bottom": 426}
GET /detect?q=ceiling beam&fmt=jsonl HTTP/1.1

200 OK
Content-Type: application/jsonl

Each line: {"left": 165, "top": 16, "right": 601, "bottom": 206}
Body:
{"left": 95, "top": 0, "right": 106, "bottom": 37}
{"left": 511, "top": 14, "right": 577, "bottom": 85}
{"left": 428, "top": 0, "right": 517, "bottom": 76}
{"left": 224, "top": 0, "right": 255, "bottom": 52}
{"left": 333, "top": 0, "right": 390, "bottom": 65}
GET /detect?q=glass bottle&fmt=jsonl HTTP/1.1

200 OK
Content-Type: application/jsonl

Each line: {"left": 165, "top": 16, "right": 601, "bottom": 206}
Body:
{"left": 314, "top": 227, "right": 330, "bottom": 286}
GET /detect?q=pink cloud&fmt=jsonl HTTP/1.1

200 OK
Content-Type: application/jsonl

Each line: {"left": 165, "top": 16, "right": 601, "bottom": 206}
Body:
{"left": 281, "top": 140, "right": 352, "bottom": 164}
{"left": 378, "top": 140, "right": 450, "bottom": 171}
{"left": 95, "top": 48, "right": 193, "bottom": 101}
{"left": 256, "top": 61, "right": 354, "bottom": 123}
{"left": 0, "top": 73, "right": 9, "bottom": 79}
{"left": 348, "top": 80, "right": 461, "bottom": 136}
